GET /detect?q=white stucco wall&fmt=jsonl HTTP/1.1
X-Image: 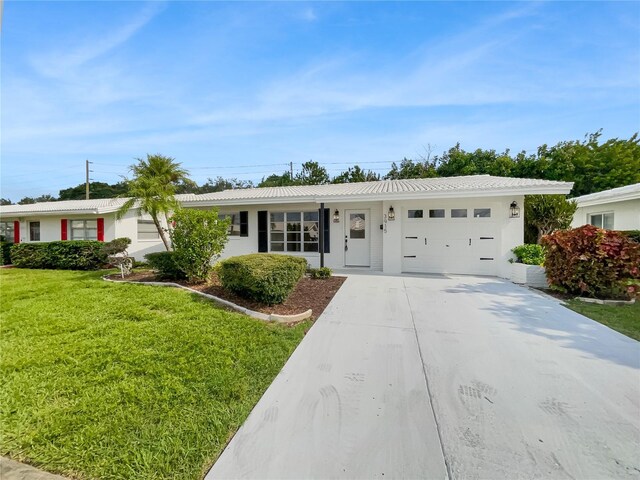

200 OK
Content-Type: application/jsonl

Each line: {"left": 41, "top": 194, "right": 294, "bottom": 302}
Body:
{"left": 571, "top": 199, "right": 640, "bottom": 231}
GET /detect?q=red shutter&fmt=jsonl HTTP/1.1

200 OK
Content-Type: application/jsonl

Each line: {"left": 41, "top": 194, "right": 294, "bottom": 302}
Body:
{"left": 97, "top": 218, "right": 104, "bottom": 242}
{"left": 13, "top": 221, "right": 20, "bottom": 244}
{"left": 61, "top": 219, "right": 68, "bottom": 240}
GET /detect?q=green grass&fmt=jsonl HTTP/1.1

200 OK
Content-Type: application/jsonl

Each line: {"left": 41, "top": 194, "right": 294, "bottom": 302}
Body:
{"left": 0, "top": 269, "right": 309, "bottom": 479}
{"left": 566, "top": 299, "right": 640, "bottom": 341}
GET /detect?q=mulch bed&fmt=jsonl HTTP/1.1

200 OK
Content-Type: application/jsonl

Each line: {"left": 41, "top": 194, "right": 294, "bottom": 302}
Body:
{"left": 105, "top": 271, "right": 346, "bottom": 319}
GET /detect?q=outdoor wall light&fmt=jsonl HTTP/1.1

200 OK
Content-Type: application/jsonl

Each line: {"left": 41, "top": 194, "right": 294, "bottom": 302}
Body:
{"left": 388, "top": 206, "right": 396, "bottom": 221}
{"left": 333, "top": 209, "right": 340, "bottom": 223}
{"left": 510, "top": 201, "right": 520, "bottom": 218}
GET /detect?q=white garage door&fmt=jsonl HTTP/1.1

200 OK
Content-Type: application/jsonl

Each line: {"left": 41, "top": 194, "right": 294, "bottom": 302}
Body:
{"left": 402, "top": 206, "right": 498, "bottom": 275}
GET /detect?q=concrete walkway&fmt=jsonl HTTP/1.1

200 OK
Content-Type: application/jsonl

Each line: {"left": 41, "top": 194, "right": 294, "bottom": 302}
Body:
{"left": 208, "top": 274, "right": 640, "bottom": 479}
{"left": 0, "top": 458, "right": 67, "bottom": 480}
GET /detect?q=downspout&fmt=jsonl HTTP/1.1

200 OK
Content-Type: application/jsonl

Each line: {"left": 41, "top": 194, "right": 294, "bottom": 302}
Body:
{"left": 319, "top": 202, "right": 325, "bottom": 268}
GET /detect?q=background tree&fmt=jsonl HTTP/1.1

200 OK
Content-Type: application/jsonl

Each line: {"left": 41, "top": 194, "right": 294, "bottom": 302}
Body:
{"left": 0, "top": 198, "right": 12, "bottom": 205}
{"left": 195, "top": 176, "right": 254, "bottom": 193}
{"left": 117, "top": 154, "right": 190, "bottom": 251}
{"left": 258, "top": 172, "right": 297, "bottom": 188}
{"left": 332, "top": 165, "right": 380, "bottom": 183}
{"left": 296, "top": 160, "right": 329, "bottom": 185}
{"left": 525, "top": 194, "right": 577, "bottom": 243}
{"left": 58, "top": 182, "right": 128, "bottom": 200}
{"left": 18, "top": 194, "right": 57, "bottom": 204}
{"left": 385, "top": 157, "right": 437, "bottom": 179}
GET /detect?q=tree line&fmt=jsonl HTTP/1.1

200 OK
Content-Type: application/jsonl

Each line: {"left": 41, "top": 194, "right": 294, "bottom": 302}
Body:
{"left": 2, "top": 130, "right": 638, "bottom": 205}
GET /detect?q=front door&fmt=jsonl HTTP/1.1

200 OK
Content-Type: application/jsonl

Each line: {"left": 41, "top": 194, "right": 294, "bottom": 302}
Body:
{"left": 344, "top": 210, "right": 370, "bottom": 266}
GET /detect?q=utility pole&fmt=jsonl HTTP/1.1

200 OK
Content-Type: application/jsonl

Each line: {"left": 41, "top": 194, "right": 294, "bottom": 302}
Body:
{"left": 290, "top": 161, "right": 294, "bottom": 179}
{"left": 85, "top": 160, "right": 93, "bottom": 200}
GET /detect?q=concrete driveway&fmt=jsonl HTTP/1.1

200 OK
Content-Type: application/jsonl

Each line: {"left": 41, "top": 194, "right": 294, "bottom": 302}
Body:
{"left": 207, "top": 274, "right": 640, "bottom": 479}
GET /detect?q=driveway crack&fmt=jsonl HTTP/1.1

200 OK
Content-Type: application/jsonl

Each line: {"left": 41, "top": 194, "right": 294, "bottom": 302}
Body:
{"left": 403, "top": 279, "right": 452, "bottom": 480}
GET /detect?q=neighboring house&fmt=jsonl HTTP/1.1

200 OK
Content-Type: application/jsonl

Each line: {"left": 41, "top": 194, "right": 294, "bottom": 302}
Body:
{"left": 571, "top": 183, "right": 640, "bottom": 231}
{"left": 0, "top": 175, "right": 572, "bottom": 278}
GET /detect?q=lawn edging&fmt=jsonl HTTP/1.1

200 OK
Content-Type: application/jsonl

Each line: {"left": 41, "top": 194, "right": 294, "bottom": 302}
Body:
{"left": 102, "top": 276, "right": 312, "bottom": 324}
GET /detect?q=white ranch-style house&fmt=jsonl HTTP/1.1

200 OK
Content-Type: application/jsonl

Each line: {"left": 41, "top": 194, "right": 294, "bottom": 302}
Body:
{"left": 0, "top": 175, "right": 573, "bottom": 278}
{"left": 571, "top": 182, "right": 640, "bottom": 231}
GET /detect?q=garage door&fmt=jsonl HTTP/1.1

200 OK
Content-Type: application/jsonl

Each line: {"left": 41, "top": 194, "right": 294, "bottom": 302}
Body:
{"left": 402, "top": 207, "right": 498, "bottom": 275}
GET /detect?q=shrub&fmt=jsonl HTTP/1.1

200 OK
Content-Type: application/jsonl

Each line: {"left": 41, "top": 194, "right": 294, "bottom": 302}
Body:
{"left": 11, "top": 241, "right": 108, "bottom": 270}
{"left": 1, "top": 242, "right": 11, "bottom": 265}
{"left": 308, "top": 267, "right": 332, "bottom": 279}
{"left": 217, "top": 254, "right": 307, "bottom": 304}
{"left": 621, "top": 230, "right": 640, "bottom": 243}
{"left": 170, "top": 207, "right": 230, "bottom": 283}
{"left": 511, "top": 244, "right": 545, "bottom": 266}
{"left": 145, "top": 251, "right": 186, "bottom": 281}
{"left": 101, "top": 238, "right": 132, "bottom": 277}
{"left": 542, "top": 225, "right": 640, "bottom": 299}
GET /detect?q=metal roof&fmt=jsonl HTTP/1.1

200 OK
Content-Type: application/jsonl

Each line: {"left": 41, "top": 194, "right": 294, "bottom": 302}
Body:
{"left": 185, "top": 175, "right": 573, "bottom": 205}
{"left": 0, "top": 176, "right": 573, "bottom": 216}
{"left": 572, "top": 183, "right": 640, "bottom": 207}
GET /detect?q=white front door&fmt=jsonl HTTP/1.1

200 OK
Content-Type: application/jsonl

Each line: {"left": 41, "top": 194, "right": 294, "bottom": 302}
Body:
{"left": 345, "top": 210, "right": 370, "bottom": 266}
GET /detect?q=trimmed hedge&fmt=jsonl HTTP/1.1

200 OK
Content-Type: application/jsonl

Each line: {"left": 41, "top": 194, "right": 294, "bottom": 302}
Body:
{"left": 1, "top": 242, "right": 11, "bottom": 265}
{"left": 217, "top": 254, "right": 307, "bottom": 305}
{"left": 145, "top": 251, "right": 186, "bottom": 281}
{"left": 11, "top": 241, "right": 108, "bottom": 270}
{"left": 511, "top": 244, "right": 545, "bottom": 266}
{"left": 542, "top": 225, "right": 640, "bottom": 299}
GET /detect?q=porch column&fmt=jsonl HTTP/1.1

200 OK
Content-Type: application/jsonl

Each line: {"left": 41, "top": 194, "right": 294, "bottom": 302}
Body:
{"left": 319, "top": 202, "right": 325, "bottom": 268}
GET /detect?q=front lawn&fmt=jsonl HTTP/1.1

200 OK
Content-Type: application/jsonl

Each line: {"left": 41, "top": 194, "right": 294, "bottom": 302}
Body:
{"left": 565, "top": 299, "right": 640, "bottom": 341}
{"left": 0, "top": 269, "right": 309, "bottom": 479}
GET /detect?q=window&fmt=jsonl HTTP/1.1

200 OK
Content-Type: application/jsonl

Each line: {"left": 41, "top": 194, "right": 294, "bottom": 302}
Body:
{"left": 408, "top": 209, "right": 423, "bottom": 218}
{"left": 589, "top": 212, "right": 614, "bottom": 230}
{"left": 0, "top": 222, "right": 14, "bottom": 243}
{"left": 349, "top": 213, "right": 366, "bottom": 239}
{"left": 29, "top": 222, "right": 40, "bottom": 241}
{"left": 429, "top": 209, "right": 445, "bottom": 218}
{"left": 473, "top": 208, "right": 491, "bottom": 218}
{"left": 137, "top": 219, "right": 159, "bottom": 240}
{"left": 70, "top": 220, "right": 97, "bottom": 240}
{"left": 270, "top": 211, "right": 319, "bottom": 253}
{"left": 451, "top": 209, "right": 467, "bottom": 218}
{"left": 219, "top": 213, "right": 241, "bottom": 236}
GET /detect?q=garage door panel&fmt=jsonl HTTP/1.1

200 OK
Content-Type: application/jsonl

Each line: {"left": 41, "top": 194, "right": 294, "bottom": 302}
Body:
{"left": 402, "top": 210, "right": 499, "bottom": 276}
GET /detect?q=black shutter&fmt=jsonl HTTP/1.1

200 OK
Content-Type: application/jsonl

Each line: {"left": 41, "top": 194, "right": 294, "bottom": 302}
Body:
{"left": 258, "top": 210, "right": 268, "bottom": 252}
{"left": 240, "top": 211, "right": 249, "bottom": 237}
{"left": 323, "top": 208, "right": 330, "bottom": 253}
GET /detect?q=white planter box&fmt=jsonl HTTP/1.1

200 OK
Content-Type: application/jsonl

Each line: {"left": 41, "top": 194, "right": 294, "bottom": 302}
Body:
{"left": 510, "top": 263, "right": 547, "bottom": 288}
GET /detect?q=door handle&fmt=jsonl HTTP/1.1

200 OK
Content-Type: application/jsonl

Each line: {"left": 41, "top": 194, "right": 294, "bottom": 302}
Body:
{"left": 469, "top": 238, "right": 471, "bottom": 246}
{"left": 344, "top": 235, "right": 348, "bottom": 251}
{"left": 424, "top": 237, "right": 427, "bottom": 245}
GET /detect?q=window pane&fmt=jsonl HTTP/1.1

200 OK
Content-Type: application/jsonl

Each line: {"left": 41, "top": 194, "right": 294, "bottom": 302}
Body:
{"left": 287, "top": 242, "right": 301, "bottom": 252}
{"left": 589, "top": 214, "right": 603, "bottom": 228}
{"left": 287, "top": 221, "right": 301, "bottom": 232}
{"left": 603, "top": 213, "right": 614, "bottom": 230}
{"left": 304, "top": 211, "right": 318, "bottom": 221}
{"left": 408, "top": 209, "right": 423, "bottom": 218}
{"left": 429, "top": 209, "right": 445, "bottom": 218}
{"left": 1, "top": 222, "right": 15, "bottom": 243}
{"left": 287, "top": 212, "right": 301, "bottom": 222}
{"left": 270, "top": 212, "right": 284, "bottom": 223}
{"left": 451, "top": 209, "right": 467, "bottom": 218}
{"left": 138, "top": 220, "right": 159, "bottom": 240}
{"left": 70, "top": 220, "right": 84, "bottom": 229}
{"left": 220, "top": 213, "right": 241, "bottom": 236}
{"left": 85, "top": 220, "right": 97, "bottom": 228}
{"left": 304, "top": 243, "right": 319, "bottom": 252}
{"left": 350, "top": 213, "right": 366, "bottom": 239}
{"left": 270, "top": 232, "right": 284, "bottom": 242}
{"left": 30, "top": 222, "right": 40, "bottom": 241}
{"left": 287, "top": 232, "right": 301, "bottom": 242}
{"left": 473, "top": 208, "right": 491, "bottom": 218}
{"left": 271, "top": 242, "right": 284, "bottom": 252}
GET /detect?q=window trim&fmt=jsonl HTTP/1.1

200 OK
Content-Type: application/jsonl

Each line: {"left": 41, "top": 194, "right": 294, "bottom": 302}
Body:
{"left": 0, "top": 221, "right": 15, "bottom": 244}
{"left": 269, "top": 210, "right": 320, "bottom": 254}
{"left": 219, "top": 212, "right": 242, "bottom": 238}
{"left": 588, "top": 211, "right": 614, "bottom": 230}
{"left": 473, "top": 208, "right": 492, "bottom": 218}
{"left": 137, "top": 219, "right": 160, "bottom": 241}
{"left": 428, "top": 209, "right": 446, "bottom": 219}
{"left": 451, "top": 208, "right": 468, "bottom": 219}
{"left": 29, "top": 221, "right": 41, "bottom": 242}
{"left": 69, "top": 219, "right": 98, "bottom": 241}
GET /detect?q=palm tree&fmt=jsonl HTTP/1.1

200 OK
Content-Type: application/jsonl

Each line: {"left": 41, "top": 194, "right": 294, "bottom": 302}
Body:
{"left": 117, "top": 154, "right": 190, "bottom": 250}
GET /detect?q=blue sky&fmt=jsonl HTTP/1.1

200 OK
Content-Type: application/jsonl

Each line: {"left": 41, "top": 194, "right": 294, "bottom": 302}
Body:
{"left": 1, "top": 1, "right": 639, "bottom": 200}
